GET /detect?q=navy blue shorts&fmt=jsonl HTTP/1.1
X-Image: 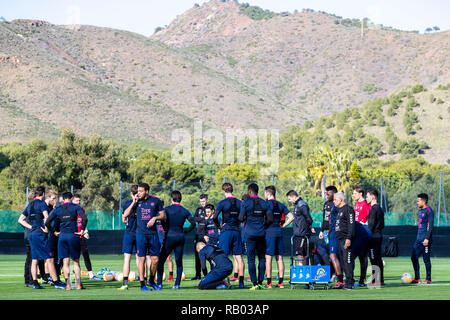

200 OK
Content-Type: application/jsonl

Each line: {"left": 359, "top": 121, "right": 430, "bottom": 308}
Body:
{"left": 136, "top": 233, "right": 160, "bottom": 257}
{"left": 122, "top": 232, "right": 137, "bottom": 254}
{"left": 219, "top": 230, "right": 243, "bottom": 256}
{"left": 265, "top": 236, "right": 284, "bottom": 256}
{"left": 353, "top": 223, "right": 372, "bottom": 257}
{"left": 329, "top": 231, "right": 339, "bottom": 255}
{"left": 58, "top": 234, "right": 81, "bottom": 260}
{"left": 29, "top": 233, "right": 51, "bottom": 260}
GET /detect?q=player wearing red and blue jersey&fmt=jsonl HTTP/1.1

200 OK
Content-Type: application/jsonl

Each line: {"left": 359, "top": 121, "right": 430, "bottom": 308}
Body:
{"left": 45, "top": 191, "right": 87, "bottom": 290}
{"left": 411, "top": 193, "right": 434, "bottom": 284}
{"left": 239, "top": 183, "right": 273, "bottom": 290}
{"left": 213, "top": 183, "right": 245, "bottom": 288}
{"left": 118, "top": 185, "right": 139, "bottom": 290}
{"left": 123, "top": 183, "right": 165, "bottom": 291}
{"left": 319, "top": 186, "right": 343, "bottom": 287}
{"left": 18, "top": 186, "right": 65, "bottom": 289}
{"left": 156, "top": 190, "right": 195, "bottom": 290}
{"left": 263, "top": 186, "right": 289, "bottom": 289}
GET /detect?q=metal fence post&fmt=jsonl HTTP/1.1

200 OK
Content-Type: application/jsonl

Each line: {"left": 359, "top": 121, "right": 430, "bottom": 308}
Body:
{"left": 323, "top": 173, "right": 327, "bottom": 201}
{"left": 223, "top": 176, "right": 226, "bottom": 199}
{"left": 173, "top": 180, "right": 176, "bottom": 191}
{"left": 26, "top": 187, "right": 29, "bottom": 206}
{"left": 272, "top": 175, "right": 275, "bottom": 186}
{"left": 119, "top": 181, "right": 123, "bottom": 230}
{"left": 112, "top": 210, "right": 114, "bottom": 230}
{"left": 443, "top": 171, "right": 447, "bottom": 224}
{"left": 438, "top": 169, "right": 442, "bottom": 226}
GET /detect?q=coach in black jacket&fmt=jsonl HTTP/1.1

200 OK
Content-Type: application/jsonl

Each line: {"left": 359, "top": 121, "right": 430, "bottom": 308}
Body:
{"left": 334, "top": 192, "right": 356, "bottom": 290}
{"left": 284, "top": 190, "right": 313, "bottom": 266}
{"left": 366, "top": 189, "right": 385, "bottom": 285}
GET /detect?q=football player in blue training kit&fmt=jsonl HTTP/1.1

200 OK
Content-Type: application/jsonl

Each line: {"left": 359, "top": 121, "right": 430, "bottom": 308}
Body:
{"left": 318, "top": 186, "right": 343, "bottom": 287}
{"left": 123, "top": 183, "right": 165, "bottom": 291}
{"left": 44, "top": 190, "right": 62, "bottom": 285}
{"left": 263, "top": 185, "right": 289, "bottom": 289}
{"left": 156, "top": 199, "right": 174, "bottom": 283}
{"left": 118, "top": 185, "right": 139, "bottom": 290}
{"left": 213, "top": 183, "right": 246, "bottom": 288}
{"left": 45, "top": 192, "right": 87, "bottom": 290}
{"left": 240, "top": 183, "right": 273, "bottom": 291}
{"left": 411, "top": 193, "right": 434, "bottom": 284}
{"left": 156, "top": 190, "right": 196, "bottom": 290}
{"left": 18, "top": 186, "right": 65, "bottom": 289}
{"left": 197, "top": 241, "right": 233, "bottom": 290}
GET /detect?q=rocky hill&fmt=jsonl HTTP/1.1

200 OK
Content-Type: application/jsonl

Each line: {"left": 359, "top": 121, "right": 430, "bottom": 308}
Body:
{"left": 0, "top": 0, "right": 448, "bottom": 159}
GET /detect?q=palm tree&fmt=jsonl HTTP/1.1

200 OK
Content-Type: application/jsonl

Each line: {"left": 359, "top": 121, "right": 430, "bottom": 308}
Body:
{"left": 308, "top": 146, "right": 353, "bottom": 195}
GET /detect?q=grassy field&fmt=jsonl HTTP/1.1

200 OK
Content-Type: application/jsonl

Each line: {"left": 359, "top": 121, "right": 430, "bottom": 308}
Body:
{"left": 1, "top": 255, "right": 449, "bottom": 300}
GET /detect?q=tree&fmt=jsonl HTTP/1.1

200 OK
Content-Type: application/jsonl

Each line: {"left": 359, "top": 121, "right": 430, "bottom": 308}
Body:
{"left": 349, "top": 160, "right": 361, "bottom": 183}
{"left": 303, "top": 120, "right": 313, "bottom": 129}
{"left": 387, "top": 105, "right": 396, "bottom": 117}
{"left": 411, "top": 84, "right": 426, "bottom": 94}
{"left": 351, "top": 108, "right": 361, "bottom": 120}
{"left": 129, "top": 150, "right": 203, "bottom": 186}
{"left": 390, "top": 94, "right": 401, "bottom": 109}
{"left": 425, "top": 27, "right": 433, "bottom": 33}
{"left": 1, "top": 130, "right": 129, "bottom": 211}
{"left": 215, "top": 164, "right": 259, "bottom": 182}
{"left": 433, "top": 26, "right": 440, "bottom": 31}
{"left": 385, "top": 127, "right": 399, "bottom": 154}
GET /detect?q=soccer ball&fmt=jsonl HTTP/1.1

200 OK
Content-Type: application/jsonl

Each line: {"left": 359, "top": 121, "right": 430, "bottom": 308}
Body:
{"left": 155, "top": 272, "right": 166, "bottom": 281}
{"left": 128, "top": 271, "right": 136, "bottom": 281}
{"left": 103, "top": 272, "right": 115, "bottom": 282}
{"left": 116, "top": 272, "right": 124, "bottom": 282}
{"left": 401, "top": 273, "right": 413, "bottom": 284}
{"left": 181, "top": 271, "right": 186, "bottom": 281}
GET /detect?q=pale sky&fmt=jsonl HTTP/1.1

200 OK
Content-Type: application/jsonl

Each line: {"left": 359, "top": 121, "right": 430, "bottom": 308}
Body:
{"left": 1, "top": 0, "right": 449, "bottom": 37}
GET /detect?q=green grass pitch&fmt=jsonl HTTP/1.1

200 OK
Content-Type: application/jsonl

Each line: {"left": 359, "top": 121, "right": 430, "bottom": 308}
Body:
{"left": 1, "top": 255, "right": 450, "bottom": 300}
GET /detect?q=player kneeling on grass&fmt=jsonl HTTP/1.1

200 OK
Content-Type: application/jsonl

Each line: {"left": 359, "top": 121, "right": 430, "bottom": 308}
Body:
{"left": 197, "top": 241, "right": 233, "bottom": 290}
{"left": 45, "top": 192, "right": 88, "bottom": 290}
